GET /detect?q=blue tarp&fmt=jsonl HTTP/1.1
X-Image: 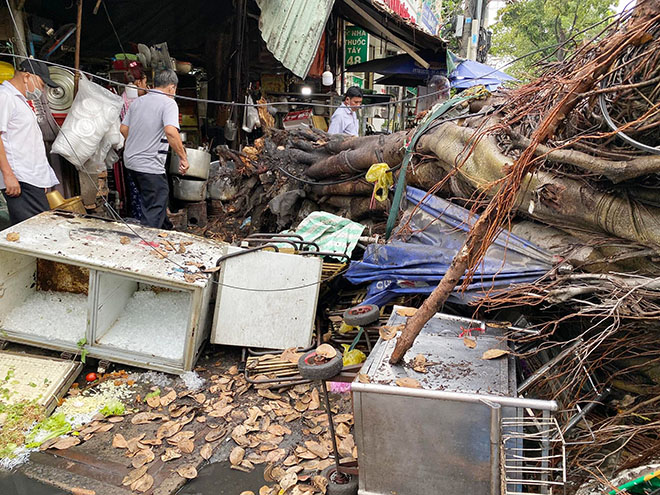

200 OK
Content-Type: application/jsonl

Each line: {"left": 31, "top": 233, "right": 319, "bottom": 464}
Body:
{"left": 344, "top": 187, "right": 553, "bottom": 306}
{"left": 449, "top": 59, "right": 517, "bottom": 90}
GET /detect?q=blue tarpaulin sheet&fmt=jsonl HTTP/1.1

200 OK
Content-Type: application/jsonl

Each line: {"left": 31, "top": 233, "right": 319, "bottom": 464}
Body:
{"left": 449, "top": 59, "right": 517, "bottom": 90}
{"left": 344, "top": 187, "right": 553, "bottom": 306}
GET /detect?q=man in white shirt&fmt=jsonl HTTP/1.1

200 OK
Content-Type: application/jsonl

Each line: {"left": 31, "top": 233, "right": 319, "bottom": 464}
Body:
{"left": 0, "top": 59, "right": 60, "bottom": 225}
{"left": 120, "top": 69, "right": 189, "bottom": 228}
{"left": 328, "top": 86, "right": 362, "bottom": 136}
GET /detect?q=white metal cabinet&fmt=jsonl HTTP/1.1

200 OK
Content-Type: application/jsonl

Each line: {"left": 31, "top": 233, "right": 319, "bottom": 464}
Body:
{"left": 0, "top": 211, "right": 226, "bottom": 373}
{"left": 211, "top": 247, "right": 322, "bottom": 349}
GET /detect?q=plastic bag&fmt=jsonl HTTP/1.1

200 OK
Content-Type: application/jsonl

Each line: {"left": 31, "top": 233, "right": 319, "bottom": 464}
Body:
{"left": 365, "top": 162, "right": 393, "bottom": 202}
{"left": 52, "top": 75, "right": 123, "bottom": 172}
{"left": 341, "top": 344, "right": 366, "bottom": 366}
{"left": 241, "top": 95, "right": 261, "bottom": 133}
{"left": 338, "top": 322, "right": 355, "bottom": 335}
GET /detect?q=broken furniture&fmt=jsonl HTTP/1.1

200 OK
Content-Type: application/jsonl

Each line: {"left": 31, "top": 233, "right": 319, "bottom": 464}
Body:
{"left": 0, "top": 211, "right": 226, "bottom": 373}
{"left": 211, "top": 237, "right": 324, "bottom": 350}
{"left": 0, "top": 350, "right": 82, "bottom": 414}
{"left": 352, "top": 308, "right": 564, "bottom": 495}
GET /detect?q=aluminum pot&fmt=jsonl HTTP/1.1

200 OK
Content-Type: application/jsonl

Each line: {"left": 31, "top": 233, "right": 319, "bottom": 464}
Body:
{"left": 170, "top": 148, "right": 211, "bottom": 180}
{"left": 172, "top": 176, "right": 207, "bottom": 202}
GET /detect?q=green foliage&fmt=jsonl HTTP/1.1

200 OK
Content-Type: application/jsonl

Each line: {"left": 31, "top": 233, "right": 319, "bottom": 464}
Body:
{"left": 100, "top": 400, "right": 124, "bottom": 417}
{"left": 77, "top": 337, "right": 88, "bottom": 364}
{"left": 491, "top": 0, "right": 616, "bottom": 79}
{"left": 0, "top": 401, "right": 46, "bottom": 457}
{"left": 24, "top": 412, "right": 72, "bottom": 448}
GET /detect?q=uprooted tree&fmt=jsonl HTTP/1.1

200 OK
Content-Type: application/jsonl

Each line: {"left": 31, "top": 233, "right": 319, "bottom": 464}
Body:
{"left": 206, "top": 1, "right": 660, "bottom": 480}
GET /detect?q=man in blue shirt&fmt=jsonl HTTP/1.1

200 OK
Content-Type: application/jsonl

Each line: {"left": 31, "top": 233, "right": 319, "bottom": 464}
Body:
{"left": 328, "top": 86, "right": 362, "bottom": 136}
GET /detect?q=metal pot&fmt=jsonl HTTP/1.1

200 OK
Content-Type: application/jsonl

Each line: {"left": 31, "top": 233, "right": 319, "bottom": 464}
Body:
{"left": 170, "top": 148, "right": 211, "bottom": 180}
{"left": 172, "top": 176, "right": 207, "bottom": 202}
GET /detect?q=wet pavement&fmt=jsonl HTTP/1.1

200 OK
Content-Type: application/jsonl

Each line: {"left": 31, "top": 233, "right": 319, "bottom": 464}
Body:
{"left": 0, "top": 471, "right": 65, "bottom": 495}
{"left": 175, "top": 462, "right": 266, "bottom": 494}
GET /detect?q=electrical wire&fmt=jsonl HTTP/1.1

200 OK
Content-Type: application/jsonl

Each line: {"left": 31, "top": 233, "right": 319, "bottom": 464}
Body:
{"left": 0, "top": 4, "right": 637, "bottom": 113}
{"left": 0, "top": 0, "right": 643, "bottom": 292}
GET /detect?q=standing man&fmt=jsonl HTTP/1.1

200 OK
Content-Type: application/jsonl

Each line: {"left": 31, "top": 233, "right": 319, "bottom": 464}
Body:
{"left": 120, "top": 69, "right": 189, "bottom": 229}
{"left": 0, "top": 59, "right": 60, "bottom": 225}
{"left": 328, "top": 86, "right": 362, "bottom": 136}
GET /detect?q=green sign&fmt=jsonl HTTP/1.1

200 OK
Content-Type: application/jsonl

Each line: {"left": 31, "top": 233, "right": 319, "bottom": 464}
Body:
{"left": 352, "top": 75, "right": 364, "bottom": 88}
{"left": 345, "top": 26, "right": 368, "bottom": 67}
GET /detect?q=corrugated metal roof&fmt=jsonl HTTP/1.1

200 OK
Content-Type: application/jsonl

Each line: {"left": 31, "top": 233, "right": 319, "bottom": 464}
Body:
{"left": 257, "top": 0, "right": 335, "bottom": 79}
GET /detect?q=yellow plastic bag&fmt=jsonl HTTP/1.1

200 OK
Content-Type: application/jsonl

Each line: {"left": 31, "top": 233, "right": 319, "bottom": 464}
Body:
{"left": 365, "top": 162, "right": 393, "bottom": 202}
{"left": 338, "top": 322, "right": 355, "bottom": 335}
{"left": 342, "top": 344, "right": 366, "bottom": 366}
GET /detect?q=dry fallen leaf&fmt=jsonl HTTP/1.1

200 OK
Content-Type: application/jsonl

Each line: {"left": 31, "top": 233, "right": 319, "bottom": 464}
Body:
{"left": 200, "top": 443, "right": 213, "bottom": 460}
{"left": 482, "top": 349, "right": 511, "bottom": 360}
{"left": 160, "top": 448, "right": 182, "bottom": 462}
{"left": 112, "top": 433, "right": 128, "bottom": 449}
{"left": 193, "top": 393, "right": 206, "bottom": 404}
{"left": 122, "top": 466, "right": 149, "bottom": 486}
{"left": 205, "top": 427, "right": 228, "bottom": 442}
{"left": 396, "top": 307, "right": 417, "bottom": 317}
{"left": 257, "top": 389, "right": 281, "bottom": 400}
{"left": 280, "top": 347, "right": 302, "bottom": 364}
{"left": 119, "top": 236, "right": 130, "bottom": 245}
{"left": 6, "top": 232, "right": 19, "bottom": 242}
{"left": 378, "top": 325, "right": 402, "bottom": 341}
{"left": 132, "top": 449, "right": 155, "bottom": 469}
{"left": 51, "top": 436, "right": 80, "bottom": 450}
{"left": 357, "top": 373, "right": 371, "bottom": 383}
{"left": 279, "top": 472, "right": 298, "bottom": 491}
{"left": 230, "top": 446, "right": 246, "bottom": 466}
{"left": 70, "top": 488, "right": 95, "bottom": 495}
{"left": 178, "top": 439, "right": 195, "bottom": 454}
{"left": 308, "top": 388, "right": 320, "bottom": 410}
{"left": 176, "top": 465, "right": 198, "bottom": 479}
{"left": 463, "top": 337, "right": 477, "bottom": 349}
{"left": 395, "top": 377, "right": 422, "bottom": 389}
{"left": 131, "top": 412, "right": 163, "bottom": 425}
{"left": 167, "top": 431, "right": 195, "bottom": 445}
{"left": 160, "top": 389, "right": 177, "bottom": 407}
{"left": 240, "top": 492, "right": 255, "bottom": 495}
{"left": 316, "top": 344, "right": 337, "bottom": 359}
{"left": 131, "top": 473, "right": 154, "bottom": 493}
{"left": 312, "top": 475, "right": 329, "bottom": 494}
{"left": 156, "top": 421, "right": 182, "bottom": 440}
{"left": 259, "top": 487, "right": 272, "bottom": 495}
{"left": 304, "top": 440, "right": 329, "bottom": 459}
{"left": 146, "top": 396, "right": 161, "bottom": 408}
{"left": 412, "top": 354, "right": 428, "bottom": 373}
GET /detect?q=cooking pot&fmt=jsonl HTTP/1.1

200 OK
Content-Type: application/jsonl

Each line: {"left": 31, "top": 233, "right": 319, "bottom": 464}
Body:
{"left": 172, "top": 176, "right": 207, "bottom": 202}
{"left": 170, "top": 148, "right": 211, "bottom": 180}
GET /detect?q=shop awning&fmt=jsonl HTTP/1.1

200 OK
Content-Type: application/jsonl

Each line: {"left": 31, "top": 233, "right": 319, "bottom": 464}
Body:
{"left": 256, "top": 0, "right": 334, "bottom": 79}
{"left": 335, "top": 0, "right": 446, "bottom": 69}
{"left": 346, "top": 49, "right": 446, "bottom": 85}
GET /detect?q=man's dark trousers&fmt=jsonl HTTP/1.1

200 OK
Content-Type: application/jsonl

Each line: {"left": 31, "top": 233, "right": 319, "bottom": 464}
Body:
{"left": 2, "top": 181, "right": 50, "bottom": 226}
{"left": 128, "top": 170, "right": 169, "bottom": 229}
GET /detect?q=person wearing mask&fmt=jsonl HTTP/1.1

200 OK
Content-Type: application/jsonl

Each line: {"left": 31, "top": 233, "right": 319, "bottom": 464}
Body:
{"left": 328, "top": 86, "right": 362, "bottom": 136}
{"left": 0, "top": 59, "right": 60, "bottom": 225}
{"left": 120, "top": 69, "right": 189, "bottom": 229}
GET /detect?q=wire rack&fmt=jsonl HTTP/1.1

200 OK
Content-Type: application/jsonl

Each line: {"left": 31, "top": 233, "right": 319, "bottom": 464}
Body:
{"left": 502, "top": 412, "right": 567, "bottom": 495}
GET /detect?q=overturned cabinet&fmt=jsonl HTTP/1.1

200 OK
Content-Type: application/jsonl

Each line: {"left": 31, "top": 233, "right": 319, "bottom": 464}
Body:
{"left": 0, "top": 212, "right": 226, "bottom": 373}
